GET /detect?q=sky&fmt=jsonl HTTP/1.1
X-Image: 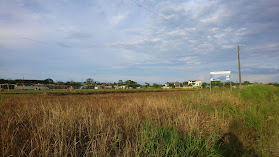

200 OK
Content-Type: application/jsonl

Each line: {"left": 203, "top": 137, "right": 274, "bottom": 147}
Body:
{"left": 0, "top": 0, "right": 279, "bottom": 84}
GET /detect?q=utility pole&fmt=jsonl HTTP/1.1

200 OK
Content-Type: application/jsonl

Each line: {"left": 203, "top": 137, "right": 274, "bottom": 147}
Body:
{"left": 238, "top": 45, "right": 242, "bottom": 88}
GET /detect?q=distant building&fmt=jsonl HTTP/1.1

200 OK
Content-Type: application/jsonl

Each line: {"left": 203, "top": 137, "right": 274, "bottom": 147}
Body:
{"left": 104, "top": 86, "right": 112, "bottom": 89}
{"left": 162, "top": 86, "right": 172, "bottom": 89}
{"left": 188, "top": 80, "right": 203, "bottom": 88}
{"left": 174, "top": 82, "right": 181, "bottom": 88}
{"left": 95, "top": 85, "right": 104, "bottom": 89}
{"left": 183, "top": 85, "right": 192, "bottom": 88}
{"left": 115, "top": 85, "right": 128, "bottom": 89}
{"left": 165, "top": 82, "right": 170, "bottom": 87}
{"left": 15, "top": 85, "right": 49, "bottom": 90}
{"left": 80, "top": 83, "right": 95, "bottom": 89}
{"left": 162, "top": 82, "right": 172, "bottom": 89}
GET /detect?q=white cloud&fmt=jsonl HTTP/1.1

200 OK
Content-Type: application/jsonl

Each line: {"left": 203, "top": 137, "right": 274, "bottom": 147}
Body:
{"left": 0, "top": 0, "right": 279, "bottom": 83}
{"left": 243, "top": 74, "right": 279, "bottom": 83}
{"left": 109, "top": 13, "right": 126, "bottom": 25}
{"left": 222, "top": 45, "right": 234, "bottom": 49}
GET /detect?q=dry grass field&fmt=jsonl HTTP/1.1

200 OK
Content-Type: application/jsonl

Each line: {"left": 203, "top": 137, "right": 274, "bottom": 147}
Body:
{"left": 1, "top": 85, "right": 278, "bottom": 156}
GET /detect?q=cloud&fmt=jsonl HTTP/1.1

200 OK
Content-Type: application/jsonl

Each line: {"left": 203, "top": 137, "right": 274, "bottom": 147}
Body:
{"left": 242, "top": 67, "right": 279, "bottom": 75}
{"left": 0, "top": 0, "right": 279, "bottom": 83}
{"left": 66, "top": 31, "right": 92, "bottom": 40}
{"left": 109, "top": 13, "right": 126, "bottom": 25}
{"left": 56, "top": 42, "right": 72, "bottom": 48}
{"left": 242, "top": 74, "right": 279, "bottom": 84}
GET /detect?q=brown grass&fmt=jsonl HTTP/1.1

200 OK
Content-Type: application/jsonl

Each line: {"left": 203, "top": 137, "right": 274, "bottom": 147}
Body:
{"left": 0, "top": 87, "right": 278, "bottom": 156}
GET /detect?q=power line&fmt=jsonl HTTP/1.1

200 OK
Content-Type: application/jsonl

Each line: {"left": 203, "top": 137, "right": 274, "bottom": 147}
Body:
{"left": 22, "top": 37, "right": 49, "bottom": 45}
{"left": 129, "top": 0, "right": 202, "bottom": 39}
{"left": 129, "top": 0, "right": 180, "bottom": 28}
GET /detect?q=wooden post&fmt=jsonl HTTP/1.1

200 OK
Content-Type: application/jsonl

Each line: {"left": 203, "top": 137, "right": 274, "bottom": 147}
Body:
{"left": 210, "top": 81, "right": 211, "bottom": 93}
{"left": 230, "top": 80, "right": 232, "bottom": 91}
{"left": 238, "top": 45, "right": 242, "bottom": 88}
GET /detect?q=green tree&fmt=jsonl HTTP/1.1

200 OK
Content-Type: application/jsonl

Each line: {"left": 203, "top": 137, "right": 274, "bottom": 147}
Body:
{"left": 65, "top": 81, "right": 81, "bottom": 89}
{"left": 152, "top": 83, "right": 161, "bottom": 88}
{"left": 145, "top": 82, "right": 150, "bottom": 87}
{"left": 202, "top": 82, "right": 207, "bottom": 88}
{"left": 211, "top": 81, "right": 221, "bottom": 86}
{"left": 224, "top": 82, "right": 231, "bottom": 87}
{"left": 44, "top": 78, "right": 54, "bottom": 84}
{"left": 0, "top": 79, "right": 6, "bottom": 84}
{"left": 86, "top": 78, "right": 94, "bottom": 85}
{"left": 243, "top": 81, "right": 251, "bottom": 85}
{"left": 118, "top": 80, "right": 123, "bottom": 85}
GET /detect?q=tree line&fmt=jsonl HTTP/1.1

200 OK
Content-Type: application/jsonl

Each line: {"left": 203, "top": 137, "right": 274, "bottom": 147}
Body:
{"left": 0, "top": 78, "right": 278, "bottom": 89}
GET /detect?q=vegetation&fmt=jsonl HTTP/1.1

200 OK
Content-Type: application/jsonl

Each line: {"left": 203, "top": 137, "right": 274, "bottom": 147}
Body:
{"left": 0, "top": 85, "right": 278, "bottom": 156}
{"left": 44, "top": 78, "right": 54, "bottom": 84}
{"left": 85, "top": 78, "right": 94, "bottom": 85}
{"left": 152, "top": 83, "right": 162, "bottom": 88}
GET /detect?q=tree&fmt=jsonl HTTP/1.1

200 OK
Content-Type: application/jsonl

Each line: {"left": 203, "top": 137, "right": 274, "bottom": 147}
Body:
{"left": 169, "top": 83, "right": 175, "bottom": 88}
{"left": 182, "top": 81, "right": 188, "bottom": 85}
{"left": 125, "top": 80, "right": 138, "bottom": 88}
{"left": 211, "top": 81, "right": 221, "bottom": 86}
{"left": 56, "top": 81, "right": 64, "bottom": 85}
{"left": 118, "top": 80, "right": 123, "bottom": 85}
{"left": 65, "top": 81, "right": 81, "bottom": 89}
{"left": 0, "top": 79, "right": 6, "bottom": 84}
{"left": 44, "top": 78, "right": 54, "bottom": 84}
{"left": 152, "top": 83, "right": 161, "bottom": 88}
{"left": 145, "top": 82, "right": 150, "bottom": 87}
{"left": 243, "top": 81, "right": 251, "bottom": 85}
{"left": 202, "top": 82, "right": 207, "bottom": 88}
{"left": 86, "top": 78, "right": 94, "bottom": 85}
{"left": 224, "top": 82, "right": 231, "bottom": 87}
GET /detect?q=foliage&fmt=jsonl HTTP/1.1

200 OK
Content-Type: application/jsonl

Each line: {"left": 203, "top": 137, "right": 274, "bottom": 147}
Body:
{"left": 65, "top": 81, "right": 81, "bottom": 89}
{"left": 145, "top": 82, "right": 150, "bottom": 87}
{"left": 152, "top": 83, "right": 161, "bottom": 88}
{"left": 202, "top": 82, "right": 207, "bottom": 88}
{"left": 267, "top": 82, "right": 279, "bottom": 87}
{"left": 86, "top": 78, "right": 94, "bottom": 85}
{"left": 242, "top": 81, "right": 251, "bottom": 85}
{"left": 44, "top": 78, "right": 54, "bottom": 84}
{"left": 125, "top": 80, "right": 139, "bottom": 88}
{"left": 118, "top": 80, "right": 123, "bottom": 85}
{"left": 211, "top": 81, "right": 221, "bottom": 86}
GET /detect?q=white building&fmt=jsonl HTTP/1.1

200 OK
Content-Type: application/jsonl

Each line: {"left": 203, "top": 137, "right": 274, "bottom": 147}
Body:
{"left": 188, "top": 80, "right": 203, "bottom": 88}
{"left": 165, "top": 82, "right": 170, "bottom": 87}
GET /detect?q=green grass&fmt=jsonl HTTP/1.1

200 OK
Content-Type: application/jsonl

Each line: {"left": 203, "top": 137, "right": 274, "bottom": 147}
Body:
{"left": 138, "top": 121, "right": 221, "bottom": 156}
{"left": 0, "top": 84, "right": 278, "bottom": 156}
{"left": 184, "top": 84, "right": 279, "bottom": 156}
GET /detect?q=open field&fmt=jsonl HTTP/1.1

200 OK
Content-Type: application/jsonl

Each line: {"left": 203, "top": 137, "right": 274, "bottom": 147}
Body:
{"left": 0, "top": 88, "right": 196, "bottom": 95}
{"left": 0, "top": 85, "right": 278, "bottom": 156}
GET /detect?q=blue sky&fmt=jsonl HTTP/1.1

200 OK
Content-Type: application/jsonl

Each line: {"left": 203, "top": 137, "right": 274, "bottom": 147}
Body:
{"left": 0, "top": 0, "right": 279, "bottom": 84}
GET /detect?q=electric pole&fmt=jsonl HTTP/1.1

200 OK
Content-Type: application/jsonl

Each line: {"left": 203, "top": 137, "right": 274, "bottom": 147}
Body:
{"left": 238, "top": 45, "right": 245, "bottom": 88}
{"left": 238, "top": 45, "right": 241, "bottom": 88}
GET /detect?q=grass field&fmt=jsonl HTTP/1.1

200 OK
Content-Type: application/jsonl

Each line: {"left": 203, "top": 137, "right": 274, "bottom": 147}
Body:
{"left": 1, "top": 87, "right": 195, "bottom": 94}
{"left": 0, "top": 85, "right": 278, "bottom": 156}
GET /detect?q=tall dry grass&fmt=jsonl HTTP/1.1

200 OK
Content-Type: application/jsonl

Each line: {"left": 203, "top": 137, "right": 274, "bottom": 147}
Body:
{"left": 0, "top": 85, "right": 278, "bottom": 156}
